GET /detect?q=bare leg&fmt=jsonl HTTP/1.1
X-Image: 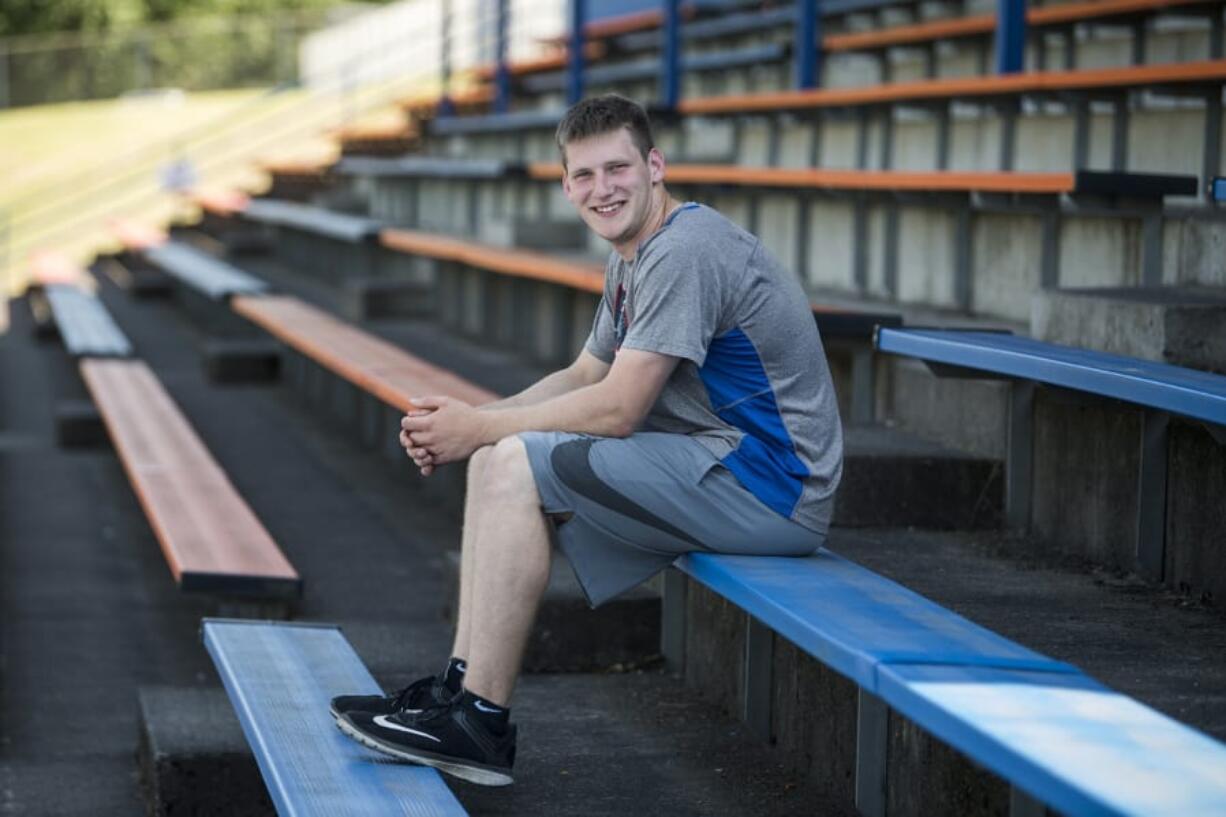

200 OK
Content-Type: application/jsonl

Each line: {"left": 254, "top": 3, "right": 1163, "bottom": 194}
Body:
{"left": 456, "top": 435, "right": 552, "bottom": 706}
{"left": 450, "top": 444, "right": 495, "bottom": 660}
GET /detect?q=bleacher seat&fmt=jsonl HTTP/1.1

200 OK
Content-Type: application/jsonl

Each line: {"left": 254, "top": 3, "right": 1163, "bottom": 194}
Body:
{"left": 202, "top": 619, "right": 467, "bottom": 816}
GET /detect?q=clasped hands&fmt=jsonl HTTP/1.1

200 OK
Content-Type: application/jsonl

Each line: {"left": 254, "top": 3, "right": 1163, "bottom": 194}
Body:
{"left": 399, "top": 395, "right": 487, "bottom": 477}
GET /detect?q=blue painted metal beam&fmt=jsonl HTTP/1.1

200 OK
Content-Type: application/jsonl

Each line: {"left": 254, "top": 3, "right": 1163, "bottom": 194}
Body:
{"left": 494, "top": 0, "right": 510, "bottom": 114}
{"left": 1210, "top": 176, "right": 1226, "bottom": 201}
{"left": 995, "top": 0, "right": 1027, "bottom": 74}
{"left": 660, "top": 0, "right": 681, "bottom": 110}
{"left": 875, "top": 328, "right": 1226, "bottom": 426}
{"left": 568, "top": 0, "right": 586, "bottom": 105}
{"left": 795, "top": 0, "right": 821, "bottom": 90}
{"left": 439, "top": 0, "right": 454, "bottom": 116}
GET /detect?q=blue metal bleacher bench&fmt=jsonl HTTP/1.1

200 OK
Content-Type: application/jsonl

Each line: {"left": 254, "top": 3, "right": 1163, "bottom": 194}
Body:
{"left": 145, "top": 241, "right": 270, "bottom": 302}
{"left": 242, "top": 199, "right": 383, "bottom": 245}
{"left": 335, "top": 156, "right": 528, "bottom": 180}
{"left": 42, "top": 285, "right": 134, "bottom": 358}
{"left": 874, "top": 327, "right": 1226, "bottom": 579}
{"left": 666, "top": 548, "right": 1226, "bottom": 816}
{"left": 202, "top": 619, "right": 468, "bottom": 816}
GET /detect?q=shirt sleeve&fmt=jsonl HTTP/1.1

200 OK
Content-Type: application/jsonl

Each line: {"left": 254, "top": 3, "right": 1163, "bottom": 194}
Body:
{"left": 618, "top": 240, "right": 722, "bottom": 366}
{"left": 584, "top": 291, "right": 616, "bottom": 363}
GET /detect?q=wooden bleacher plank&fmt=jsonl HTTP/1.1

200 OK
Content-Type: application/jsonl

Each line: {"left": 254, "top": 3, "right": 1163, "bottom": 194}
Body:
{"left": 875, "top": 328, "right": 1226, "bottom": 426}
{"left": 202, "top": 619, "right": 467, "bottom": 816}
{"left": 531, "top": 163, "right": 1196, "bottom": 196}
{"left": 878, "top": 664, "right": 1226, "bottom": 817}
{"left": 825, "top": 0, "right": 1218, "bottom": 52}
{"left": 379, "top": 227, "right": 607, "bottom": 294}
{"left": 679, "top": 58, "right": 1226, "bottom": 114}
{"left": 111, "top": 220, "right": 168, "bottom": 253}
{"left": 80, "top": 358, "right": 301, "bottom": 599}
{"left": 529, "top": 161, "right": 1078, "bottom": 193}
{"left": 193, "top": 190, "right": 251, "bottom": 218}
{"left": 231, "top": 294, "right": 497, "bottom": 410}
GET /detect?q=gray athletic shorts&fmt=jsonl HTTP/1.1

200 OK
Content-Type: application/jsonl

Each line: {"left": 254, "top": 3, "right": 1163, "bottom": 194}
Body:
{"left": 520, "top": 431, "right": 826, "bottom": 608}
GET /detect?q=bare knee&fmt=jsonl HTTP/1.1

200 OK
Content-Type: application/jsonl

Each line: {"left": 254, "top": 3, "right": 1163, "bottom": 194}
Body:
{"left": 481, "top": 436, "right": 540, "bottom": 507}
{"left": 467, "top": 443, "right": 496, "bottom": 486}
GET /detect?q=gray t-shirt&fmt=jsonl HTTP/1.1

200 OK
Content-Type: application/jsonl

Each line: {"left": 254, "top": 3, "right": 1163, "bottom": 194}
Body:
{"left": 585, "top": 203, "right": 843, "bottom": 533}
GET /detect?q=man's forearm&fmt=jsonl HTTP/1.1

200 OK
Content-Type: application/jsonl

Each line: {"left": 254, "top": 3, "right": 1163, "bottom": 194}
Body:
{"left": 479, "top": 380, "right": 633, "bottom": 442}
{"left": 479, "top": 366, "right": 592, "bottom": 412}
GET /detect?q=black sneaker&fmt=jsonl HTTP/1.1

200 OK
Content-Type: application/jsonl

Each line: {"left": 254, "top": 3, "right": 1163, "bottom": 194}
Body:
{"left": 337, "top": 692, "right": 516, "bottom": 786}
{"left": 329, "top": 674, "right": 452, "bottom": 721}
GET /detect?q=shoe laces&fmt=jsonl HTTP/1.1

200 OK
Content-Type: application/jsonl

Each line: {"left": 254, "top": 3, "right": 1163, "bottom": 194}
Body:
{"left": 391, "top": 675, "right": 438, "bottom": 710}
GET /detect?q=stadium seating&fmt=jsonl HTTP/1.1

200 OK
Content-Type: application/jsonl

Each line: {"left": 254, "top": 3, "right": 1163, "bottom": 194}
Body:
{"left": 69, "top": 0, "right": 1226, "bottom": 811}
{"left": 28, "top": 259, "right": 301, "bottom": 607}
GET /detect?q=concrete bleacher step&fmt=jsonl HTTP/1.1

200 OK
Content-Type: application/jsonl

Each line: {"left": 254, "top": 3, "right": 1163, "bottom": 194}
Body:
{"left": 138, "top": 686, "right": 276, "bottom": 817}
{"left": 836, "top": 425, "right": 1002, "bottom": 529}
{"left": 1033, "top": 285, "right": 1226, "bottom": 373}
{"left": 138, "top": 669, "right": 848, "bottom": 816}
{"left": 442, "top": 549, "right": 662, "bottom": 673}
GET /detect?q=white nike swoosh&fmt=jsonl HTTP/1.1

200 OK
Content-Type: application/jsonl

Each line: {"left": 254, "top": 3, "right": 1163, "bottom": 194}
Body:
{"left": 372, "top": 714, "right": 442, "bottom": 742}
{"left": 473, "top": 701, "right": 503, "bottom": 714}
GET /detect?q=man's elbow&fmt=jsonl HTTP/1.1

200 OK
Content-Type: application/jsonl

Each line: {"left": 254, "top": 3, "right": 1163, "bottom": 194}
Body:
{"left": 607, "top": 403, "right": 647, "bottom": 438}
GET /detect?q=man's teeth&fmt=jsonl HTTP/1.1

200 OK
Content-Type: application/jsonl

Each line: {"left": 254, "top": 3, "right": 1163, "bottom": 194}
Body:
{"left": 595, "top": 203, "right": 621, "bottom": 214}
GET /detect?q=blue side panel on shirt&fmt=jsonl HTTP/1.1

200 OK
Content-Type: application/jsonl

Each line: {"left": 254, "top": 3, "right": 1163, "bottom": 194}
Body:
{"left": 699, "top": 328, "right": 809, "bottom": 517}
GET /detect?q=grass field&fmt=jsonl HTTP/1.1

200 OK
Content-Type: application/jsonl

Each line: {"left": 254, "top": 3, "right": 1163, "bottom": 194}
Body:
{"left": 0, "top": 73, "right": 432, "bottom": 324}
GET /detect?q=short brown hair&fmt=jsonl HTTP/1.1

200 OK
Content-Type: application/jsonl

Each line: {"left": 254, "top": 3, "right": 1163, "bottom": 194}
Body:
{"left": 555, "top": 94, "right": 654, "bottom": 169}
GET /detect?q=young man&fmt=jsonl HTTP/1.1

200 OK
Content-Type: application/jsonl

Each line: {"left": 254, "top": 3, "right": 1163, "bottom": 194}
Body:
{"left": 333, "top": 94, "right": 843, "bottom": 786}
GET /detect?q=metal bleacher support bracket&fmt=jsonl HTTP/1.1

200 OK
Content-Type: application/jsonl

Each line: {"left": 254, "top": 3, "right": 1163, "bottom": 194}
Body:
{"left": 743, "top": 615, "right": 773, "bottom": 742}
{"left": 850, "top": 345, "right": 877, "bottom": 425}
{"left": 855, "top": 689, "right": 889, "bottom": 817}
{"left": 795, "top": 0, "right": 820, "bottom": 90}
{"left": 1136, "top": 409, "right": 1170, "bottom": 581}
{"left": 1010, "top": 787, "right": 1046, "bottom": 817}
{"left": 660, "top": 568, "right": 687, "bottom": 671}
{"left": 1006, "top": 380, "right": 1035, "bottom": 531}
{"left": 1203, "top": 89, "right": 1223, "bottom": 203}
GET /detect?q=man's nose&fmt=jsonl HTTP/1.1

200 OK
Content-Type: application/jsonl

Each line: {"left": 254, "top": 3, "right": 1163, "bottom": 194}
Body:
{"left": 593, "top": 171, "right": 615, "bottom": 198}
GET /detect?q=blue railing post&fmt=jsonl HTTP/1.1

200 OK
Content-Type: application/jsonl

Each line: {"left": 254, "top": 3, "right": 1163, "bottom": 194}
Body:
{"left": 995, "top": 0, "right": 1027, "bottom": 74}
{"left": 795, "top": 0, "right": 821, "bottom": 89}
{"left": 495, "top": 0, "right": 510, "bottom": 113}
{"left": 567, "top": 0, "right": 586, "bottom": 104}
{"left": 660, "top": 0, "right": 681, "bottom": 109}
{"left": 439, "top": 0, "right": 454, "bottom": 116}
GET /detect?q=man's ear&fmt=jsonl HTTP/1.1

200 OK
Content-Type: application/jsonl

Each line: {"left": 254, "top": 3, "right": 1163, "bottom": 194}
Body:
{"left": 648, "top": 148, "right": 665, "bottom": 184}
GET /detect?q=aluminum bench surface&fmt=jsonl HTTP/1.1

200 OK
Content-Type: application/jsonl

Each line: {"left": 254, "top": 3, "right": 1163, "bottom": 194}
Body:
{"left": 677, "top": 549, "right": 1076, "bottom": 692}
{"left": 428, "top": 108, "right": 566, "bottom": 136}
{"left": 243, "top": 199, "right": 382, "bottom": 244}
{"left": 678, "top": 550, "right": 1226, "bottom": 815}
{"left": 334, "top": 156, "right": 527, "bottom": 180}
{"left": 202, "top": 620, "right": 467, "bottom": 816}
{"left": 145, "top": 241, "right": 269, "bottom": 301}
{"left": 44, "top": 285, "right": 133, "bottom": 358}
{"left": 875, "top": 328, "right": 1226, "bottom": 426}
{"left": 881, "top": 664, "right": 1226, "bottom": 817}
{"left": 521, "top": 42, "right": 790, "bottom": 93}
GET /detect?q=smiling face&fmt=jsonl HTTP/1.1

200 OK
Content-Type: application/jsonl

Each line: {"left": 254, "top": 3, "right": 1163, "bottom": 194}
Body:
{"left": 561, "top": 127, "right": 666, "bottom": 260}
